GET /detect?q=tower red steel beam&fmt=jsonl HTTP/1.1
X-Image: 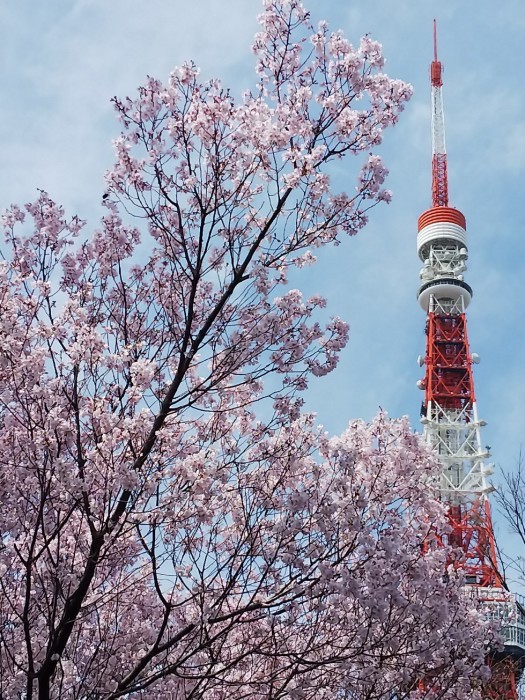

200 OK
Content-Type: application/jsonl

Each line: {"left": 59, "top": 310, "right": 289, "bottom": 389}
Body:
{"left": 416, "top": 21, "right": 525, "bottom": 699}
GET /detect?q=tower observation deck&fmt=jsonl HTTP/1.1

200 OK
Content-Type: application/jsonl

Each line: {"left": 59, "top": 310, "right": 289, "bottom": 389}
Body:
{"left": 416, "top": 21, "right": 525, "bottom": 699}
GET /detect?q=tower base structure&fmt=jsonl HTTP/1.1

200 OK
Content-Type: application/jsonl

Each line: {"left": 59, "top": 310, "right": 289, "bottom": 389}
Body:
{"left": 469, "top": 586, "right": 525, "bottom": 697}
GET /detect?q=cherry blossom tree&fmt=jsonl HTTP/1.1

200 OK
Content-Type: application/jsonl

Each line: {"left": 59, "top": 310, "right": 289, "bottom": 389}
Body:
{"left": 0, "top": 1, "right": 493, "bottom": 698}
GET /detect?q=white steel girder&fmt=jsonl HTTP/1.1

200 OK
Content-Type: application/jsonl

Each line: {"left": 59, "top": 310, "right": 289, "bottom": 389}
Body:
{"left": 422, "top": 401, "right": 494, "bottom": 499}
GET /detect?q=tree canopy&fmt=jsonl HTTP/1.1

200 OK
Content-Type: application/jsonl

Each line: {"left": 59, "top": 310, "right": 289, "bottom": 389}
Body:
{"left": 0, "top": 1, "right": 493, "bottom": 698}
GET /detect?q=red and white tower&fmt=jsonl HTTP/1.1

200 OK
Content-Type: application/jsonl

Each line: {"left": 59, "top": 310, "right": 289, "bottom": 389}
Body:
{"left": 416, "top": 21, "right": 525, "bottom": 699}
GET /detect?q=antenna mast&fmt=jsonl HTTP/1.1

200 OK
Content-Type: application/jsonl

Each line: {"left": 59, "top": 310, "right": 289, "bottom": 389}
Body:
{"left": 430, "top": 20, "right": 448, "bottom": 207}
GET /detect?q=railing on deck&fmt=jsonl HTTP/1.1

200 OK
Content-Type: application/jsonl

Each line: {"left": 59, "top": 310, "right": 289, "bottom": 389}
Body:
{"left": 467, "top": 587, "right": 525, "bottom": 655}
{"left": 503, "top": 593, "right": 525, "bottom": 652}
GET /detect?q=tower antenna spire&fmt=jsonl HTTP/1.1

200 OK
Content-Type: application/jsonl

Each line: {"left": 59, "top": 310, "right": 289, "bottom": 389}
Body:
{"left": 430, "top": 19, "right": 448, "bottom": 207}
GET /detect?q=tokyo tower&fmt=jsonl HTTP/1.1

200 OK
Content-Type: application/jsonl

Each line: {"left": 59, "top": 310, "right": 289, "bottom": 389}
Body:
{"left": 415, "top": 21, "right": 525, "bottom": 699}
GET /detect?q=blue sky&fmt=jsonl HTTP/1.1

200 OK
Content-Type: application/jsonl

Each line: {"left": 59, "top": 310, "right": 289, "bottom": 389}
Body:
{"left": 1, "top": 1, "right": 524, "bottom": 569}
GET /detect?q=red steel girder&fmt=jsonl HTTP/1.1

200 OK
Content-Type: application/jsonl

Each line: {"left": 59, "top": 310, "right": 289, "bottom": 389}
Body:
{"left": 432, "top": 153, "right": 449, "bottom": 207}
{"left": 424, "top": 312, "right": 476, "bottom": 411}
{"left": 485, "top": 657, "right": 519, "bottom": 700}
{"left": 447, "top": 500, "right": 501, "bottom": 588}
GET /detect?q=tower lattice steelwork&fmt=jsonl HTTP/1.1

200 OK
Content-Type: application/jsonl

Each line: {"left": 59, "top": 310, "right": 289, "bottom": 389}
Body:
{"left": 416, "top": 21, "right": 525, "bottom": 699}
